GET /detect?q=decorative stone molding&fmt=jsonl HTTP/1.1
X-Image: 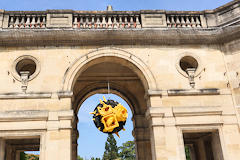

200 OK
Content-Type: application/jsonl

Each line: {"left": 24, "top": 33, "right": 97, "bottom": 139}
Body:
{"left": 148, "top": 88, "right": 220, "bottom": 96}
{"left": 0, "top": 91, "right": 73, "bottom": 99}
{"left": 168, "top": 88, "right": 220, "bottom": 96}
{"left": 0, "top": 110, "right": 73, "bottom": 130}
{"left": 141, "top": 12, "right": 166, "bottom": 28}
{"left": 62, "top": 47, "right": 157, "bottom": 91}
{"left": 47, "top": 10, "right": 73, "bottom": 28}
{"left": 0, "top": 110, "right": 49, "bottom": 121}
{"left": 173, "top": 106, "right": 222, "bottom": 117}
{"left": 0, "top": 92, "right": 52, "bottom": 99}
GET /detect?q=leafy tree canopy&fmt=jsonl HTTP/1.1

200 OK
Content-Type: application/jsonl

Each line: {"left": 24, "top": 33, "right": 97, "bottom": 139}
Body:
{"left": 118, "top": 141, "right": 136, "bottom": 160}
{"left": 102, "top": 134, "right": 119, "bottom": 160}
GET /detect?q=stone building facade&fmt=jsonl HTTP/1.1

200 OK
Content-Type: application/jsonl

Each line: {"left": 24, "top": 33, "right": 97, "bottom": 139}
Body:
{"left": 0, "top": 0, "right": 240, "bottom": 160}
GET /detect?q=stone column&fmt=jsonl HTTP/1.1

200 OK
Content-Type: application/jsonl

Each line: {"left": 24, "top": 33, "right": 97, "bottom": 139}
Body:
{"left": 42, "top": 111, "right": 73, "bottom": 160}
{"left": 45, "top": 129, "right": 72, "bottom": 160}
{"left": 211, "top": 132, "right": 224, "bottom": 160}
{"left": 134, "top": 128, "right": 152, "bottom": 160}
{"left": 15, "top": 150, "right": 21, "bottom": 160}
{"left": 196, "top": 139, "right": 207, "bottom": 160}
{"left": 146, "top": 107, "right": 184, "bottom": 160}
{"left": 0, "top": 138, "right": 5, "bottom": 160}
{"left": 0, "top": 10, "right": 4, "bottom": 29}
{"left": 72, "top": 115, "right": 78, "bottom": 160}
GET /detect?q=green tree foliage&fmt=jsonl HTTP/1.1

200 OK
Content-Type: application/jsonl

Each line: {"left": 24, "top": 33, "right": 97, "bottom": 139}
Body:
{"left": 20, "top": 152, "right": 26, "bottom": 160}
{"left": 20, "top": 152, "right": 39, "bottom": 160}
{"left": 118, "top": 141, "right": 136, "bottom": 160}
{"left": 77, "top": 156, "right": 84, "bottom": 160}
{"left": 91, "top": 158, "right": 101, "bottom": 160}
{"left": 102, "top": 134, "right": 119, "bottom": 160}
{"left": 185, "top": 146, "right": 191, "bottom": 160}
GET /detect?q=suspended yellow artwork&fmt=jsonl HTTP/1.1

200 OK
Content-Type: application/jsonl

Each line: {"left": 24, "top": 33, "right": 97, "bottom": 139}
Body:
{"left": 90, "top": 96, "right": 128, "bottom": 137}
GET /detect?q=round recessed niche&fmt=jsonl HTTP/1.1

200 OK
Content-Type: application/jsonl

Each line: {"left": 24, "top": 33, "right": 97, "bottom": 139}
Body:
{"left": 12, "top": 55, "right": 40, "bottom": 81}
{"left": 180, "top": 56, "right": 198, "bottom": 73}
{"left": 16, "top": 58, "right": 36, "bottom": 76}
{"left": 176, "top": 53, "right": 202, "bottom": 78}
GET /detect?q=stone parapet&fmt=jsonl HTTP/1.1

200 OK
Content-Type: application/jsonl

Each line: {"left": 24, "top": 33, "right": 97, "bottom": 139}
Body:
{"left": 0, "top": 0, "right": 239, "bottom": 30}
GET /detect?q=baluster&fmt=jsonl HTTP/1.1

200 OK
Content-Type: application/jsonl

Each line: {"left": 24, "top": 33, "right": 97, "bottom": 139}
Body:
{"left": 191, "top": 16, "right": 196, "bottom": 28}
{"left": 36, "top": 16, "right": 41, "bottom": 28}
{"left": 25, "top": 15, "right": 30, "bottom": 28}
{"left": 113, "top": 15, "right": 117, "bottom": 28}
{"left": 118, "top": 15, "right": 122, "bottom": 28}
{"left": 90, "top": 16, "right": 95, "bottom": 29}
{"left": 79, "top": 16, "right": 83, "bottom": 28}
{"left": 181, "top": 16, "right": 186, "bottom": 28}
{"left": 20, "top": 16, "right": 25, "bottom": 28}
{"left": 125, "top": 16, "right": 130, "bottom": 28}
{"left": 15, "top": 16, "right": 20, "bottom": 28}
{"left": 107, "top": 16, "right": 112, "bottom": 28}
{"left": 135, "top": 15, "right": 141, "bottom": 28}
{"left": 176, "top": 16, "right": 181, "bottom": 27}
{"left": 73, "top": 16, "right": 78, "bottom": 28}
{"left": 186, "top": 16, "right": 191, "bottom": 27}
{"left": 96, "top": 16, "right": 100, "bottom": 28}
{"left": 167, "top": 16, "right": 171, "bottom": 27}
{"left": 130, "top": 16, "right": 134, "bottom": 28}
{"left": 122, "top": 16, "right": 126, "bottom": 28}
{"left": 42, "top": 16, "right": 46, "bottom": 28}
{"left": 126, "top": 15, "right": 131, "bottom": 28}
{"left": 102, "top": 15, "right": 106, "bottom": 28}
{"left": 9, "top": 16, "right": 14, "bottom": 28}
{"left": 31, "top": 15, "right": 36, "bottom": 28}
{"left": 84, "top": 16, "right": 88, "bottom": 28}
{"left": 171, "top": 16, "right": 175, "bottom": 27}
{"left": 196, "top": 16, "right": 201, "bottom": 27}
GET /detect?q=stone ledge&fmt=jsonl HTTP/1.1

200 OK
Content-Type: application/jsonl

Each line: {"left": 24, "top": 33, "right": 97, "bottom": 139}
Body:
{"left": 148, "top": 88, "right": 222, "bottom": 96}
{"left": 0, "top": 110, "right": 48, "bottom": 121}
{"left": 173, "top": 106, "right": 222, "bottom": 117}
{"left": 146, "top": 106, "right": 222, "bottom": 118}
{"left": 0, "top": 110, "right": 73, "bottom": 122}
{"left": 168, "top": 88, "right": 220, "bottom": 96}
{"left": 0, "top": 91, "right": 73, "bottom": 99}
{"left": 0, "top": 92, "right": 52, "bottom": 99}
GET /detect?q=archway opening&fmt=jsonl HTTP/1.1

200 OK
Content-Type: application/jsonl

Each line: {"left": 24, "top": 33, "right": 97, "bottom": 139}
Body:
{"left": 71, "top": 55, "right": 152, "bottom": 160}
{"left": 77, "top": 93, "right": 134, "bottom": 159}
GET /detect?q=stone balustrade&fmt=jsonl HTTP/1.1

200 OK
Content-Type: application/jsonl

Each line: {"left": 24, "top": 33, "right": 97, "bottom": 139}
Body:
{"left": 8, "top": 14, "right": 46, "bottom": 29}
{"left": 0, "top": 0, "right": 238, "bottom": 29}
{"left": 166, "top": 14, "right": 202, "bottom": 28}
{"left": 73, "top": 14, "right": 141, "bottom": 29}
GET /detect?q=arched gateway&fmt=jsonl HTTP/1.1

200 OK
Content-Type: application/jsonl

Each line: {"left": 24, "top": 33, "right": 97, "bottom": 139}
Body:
{"left": 1, "top": 1, "right": 240, "bottom": 160}
{"left": 66, "top": 47, "right": 156, "bottom": 160}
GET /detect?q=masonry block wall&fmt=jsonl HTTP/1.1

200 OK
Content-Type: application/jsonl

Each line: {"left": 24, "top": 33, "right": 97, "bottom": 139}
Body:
{"left": 0, "top": 1, "right": 239, "bottom": 160}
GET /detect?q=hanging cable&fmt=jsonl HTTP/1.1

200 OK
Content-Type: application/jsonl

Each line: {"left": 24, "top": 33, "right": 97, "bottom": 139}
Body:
{"left": 107, "top": 81, "right": 110, "bottom": 99}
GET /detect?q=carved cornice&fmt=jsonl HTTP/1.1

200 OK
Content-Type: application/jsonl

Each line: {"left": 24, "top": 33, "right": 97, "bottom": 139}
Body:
{"left": 0, "top": 26, "right": 239, "bottom": 47}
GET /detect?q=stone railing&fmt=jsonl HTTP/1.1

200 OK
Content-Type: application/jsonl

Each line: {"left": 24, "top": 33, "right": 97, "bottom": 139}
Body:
{"left": 7, "top": 13, "right": 46, "bottom": 29}
{"left": 0, "top": 1, "right": 238, "bottom": 29}
{"left": 166, "top": 14, "right": 202, "bottom": 28}
{"left": 73, "top": 14, "right": 141, "bottom": 29}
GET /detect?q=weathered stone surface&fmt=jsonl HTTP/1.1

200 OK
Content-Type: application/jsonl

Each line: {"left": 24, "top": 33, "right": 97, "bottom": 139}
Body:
{"left": 0, "top": 1, "right": 240, "bottom": 160}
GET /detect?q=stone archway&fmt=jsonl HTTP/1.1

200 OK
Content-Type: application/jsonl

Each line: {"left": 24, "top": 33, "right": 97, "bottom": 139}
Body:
{"left": 66, "top": 48, "right": 155, "bottom": 160}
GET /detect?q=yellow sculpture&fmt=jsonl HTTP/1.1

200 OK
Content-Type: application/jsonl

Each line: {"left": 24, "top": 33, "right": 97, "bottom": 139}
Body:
{"left": 90, "top": 96, "right": 128, "bottom": 137}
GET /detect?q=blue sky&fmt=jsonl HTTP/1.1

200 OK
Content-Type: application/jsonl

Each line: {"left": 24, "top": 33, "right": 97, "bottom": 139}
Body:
{"left": 78, "top": 94, "right": 133, "bottom": 159}
{"left": 0, "top": 0, "right": 232, "bottom": 11}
